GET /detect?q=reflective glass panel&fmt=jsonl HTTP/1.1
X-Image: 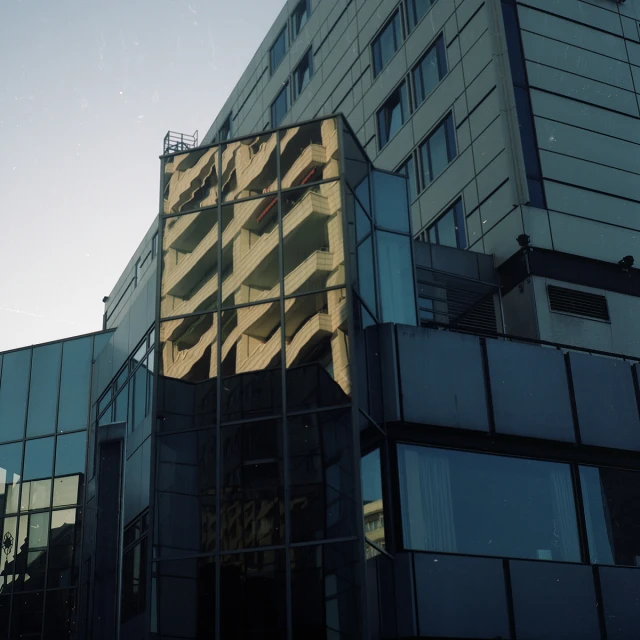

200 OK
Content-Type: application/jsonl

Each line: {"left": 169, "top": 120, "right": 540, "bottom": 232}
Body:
{"left": 399, "top": 445, "right": 581, "bottom": 562}
{"left": 43, "top": 588, "right": 76, "bottom": 636}
{"left": 220, "top": 196, "right": 281, "bottom": 308}
{"left": 271, "top": 83, "right": 289, "bottom": 128}
{"left": 413, "top": 35, "right": 446, "bottom": 105}
{"left": 285, "top": 289, "right": 350, "bottom": 411}
{"left": 0, "top": 443, "right": 22, "bottom": 517}
{"left": 23, "top": 437, "right": 54, "bottom": 482}
{"left": 220, "top": 551, "right": 286, "bottom": 638}
{"left": 290, "top": 542, "right": 359, "bottom": 638}
{"left": 362, "top": 449, "right": 385, "bottom": 550}
{"left": 15, "top": 511, "right": 49, "bottom": 590}
{"left": 221, "top": 132, "right": 278, "bottom": 202}
{"left": 160, "top": 313, "right": 217, "bottom": 383}
{"left": 155, "top": 430, "right": 216, "bottom": 558}
{"left": 48, "top": 508, "right": 81, "bottom": 588}
{"left": 53, "top": 475, "right": 82, "bottom": 508}
{"left": 58, "top": 337, "right": 92, "bottom": 432}
{"left": 292, "top": 47, "right": 313, "bottom": 101}
{"left": 220, "top": 302, "right": 282, "bottom": 422}
{"left": 161, "top": 207, "right": 219, "bottom": 319}
{"left": 580, "top": 465, "right": 640, "bottom": 567}
{"left": 372, "top": 170, "right": 410, "bottom": 233}
{"left": 154, "top": 557, "right": 215, "bottom": 637}
{"left": 20, "top": 480, "right": 51, "bottom": 512}
{"left": 291, "top": 0, "right": 310, "bottom": 40}
{"left": 377, "top": 232, "right": 417, "bottom": 325}
{"left": 157, "top": 376, "right": 216, "bottom": 433}
{"left": 162, "top": 145, "right": 219, "bottom": 215}
{"left": 132, "top": 358, "right": 148, "bottom": 431}
{"left": 280, "top": 118, "right": 340, "bottom": 188}
{"left": 11, "top": 590, "right": 44, "bottom": 634}
{"left": 357, "top": 236, "right": 376, "bottom": 316}
{"left": 0, "top": 349, "right": 31, "bottom": 443}
{"left": 289, "top": 409, "right": 356, "bottom": 542}
{"left": 0, "top": 517, "right": 18, "bottom": 592}
{"left": 270, "top": 26, "right": 288, "bottom": 73}
{"left": 55, "top": 432, "right": 87, "bottom": 477}
{"left": 221, "top": 419, "right": 283, "bottom": 550}
{"left": 26, "top": 343, "right": 61, "bottom": 438}
{"left": 282, "top": 181, "right": 345, "bottom": 296}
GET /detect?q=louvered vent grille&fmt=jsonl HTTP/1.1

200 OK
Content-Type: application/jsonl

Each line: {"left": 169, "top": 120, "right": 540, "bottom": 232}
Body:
{"left": 547, "top": 285, "right": 610, "bottom": 321}
{"left": 456, "top": 296, "right": 499, "bottom": 333}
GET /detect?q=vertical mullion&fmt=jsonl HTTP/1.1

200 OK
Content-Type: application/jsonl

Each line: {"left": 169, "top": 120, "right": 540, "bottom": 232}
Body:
{"left": 276, "top": 129, "right": 293, "bottom": 640}
{"left": 215, "top": 142, "right": 223, "bottom": 640}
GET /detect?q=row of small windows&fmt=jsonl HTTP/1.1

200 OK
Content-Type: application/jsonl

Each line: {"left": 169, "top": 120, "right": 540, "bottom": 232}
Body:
{"left": 372, "top": 0, "right": 439, "bottom": 78}
{"left": 270, "top": 48, "right": 314, "bottom": 128}
{"left": 270, "top": 0, "right": 311, "bottom": 74}
{"left": 376, "top": 35, "right": 447, "bottom": 150}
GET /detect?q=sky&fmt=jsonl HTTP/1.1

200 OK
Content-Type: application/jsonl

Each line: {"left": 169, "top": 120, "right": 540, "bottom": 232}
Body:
{"left": 0, "top": 0, "right": 285, "bottom": 352}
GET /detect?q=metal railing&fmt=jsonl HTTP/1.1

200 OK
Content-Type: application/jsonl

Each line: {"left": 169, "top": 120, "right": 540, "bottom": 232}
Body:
{"left": 163, "top": 130, "right": 199, "bottom": 154}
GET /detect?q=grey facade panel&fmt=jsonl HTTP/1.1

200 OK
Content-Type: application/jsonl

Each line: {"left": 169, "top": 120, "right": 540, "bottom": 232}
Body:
{"left": 569, "top": 351, "right": 640, "bottom": 451}
{"left": 486, "top": 338, "right": 575, "bottom": 442}
{"left": 397, "top": 326, "right": 490, "bottom": 431}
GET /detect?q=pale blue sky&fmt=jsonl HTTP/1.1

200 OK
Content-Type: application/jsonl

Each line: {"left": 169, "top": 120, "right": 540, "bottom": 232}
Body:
{"left": 0, "top": 0, "right": 284, "bottom": 352}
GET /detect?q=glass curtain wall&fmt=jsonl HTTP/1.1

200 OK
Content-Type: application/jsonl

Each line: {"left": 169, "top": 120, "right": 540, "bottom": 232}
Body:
{"left": 0, "top": 336, "right": 95, "bottom": 639}
{"left": 155, "top": 117, "right": 360, "bottom": 639}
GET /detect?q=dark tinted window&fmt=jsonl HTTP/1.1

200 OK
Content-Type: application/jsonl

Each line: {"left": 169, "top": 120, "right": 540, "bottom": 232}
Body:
{"left": 24, "top": 437, "right": 55, "bottom": 481}
{"left": 58, "top": 337, "right": 92, "bottom": 432}
{"left": 55, "top": 432, "right": 87, "bottom": 477}
{"left": 399, "top": 445, "right": 581, "bottom": 561}
{"left": 580, "top": 465, "right": 640, "bottom": 567}
{"left": 427, "top": 199, "right": 466, "bottom": 248}
{"left": 599, "top": 566, "right": 640, "bottom": 640}
{"left": 270, "top": 25, "right": 288, "bottom": 73}
{"left": 372, "top": 11, "right": 401, "bottom": 77}
{"left": 292, "top": 48, "right": 313, "bottom": 101}
{"left": 377, "top": 232, "right": 416, "bottom": 325}
{"left": 291, "top": 0, "right": 310, "bottom": 40}
{"left": 377, "top": 82, "right": 408, "bottom": 148}
{"left": 372, "top": 170, "right": 410, "bottom": 233}
{"left": 397, "top": 155, "right": 417, "bottom": 202}
{"left": 27, "top": 342, "right": 62, "bottom": 437}
{"left": 217, "top": 114, "right": 232, "bottom": 142}
{"left": 0, "top": 349, "right": 31, "bottom": 442}
{"left": 271, "top": 82, "right": 289, "bottom": 128}
{"left": 407, "top": 0, "right": 437, "bottom": 31}
{"left": 413, "top": 35, "right": 447, "bottom": 106}
{"left": 419, "top": 113, "right": 456, "bottom": 186}
{"left": 362, "top": 449, "right": 385, "bottom": 550}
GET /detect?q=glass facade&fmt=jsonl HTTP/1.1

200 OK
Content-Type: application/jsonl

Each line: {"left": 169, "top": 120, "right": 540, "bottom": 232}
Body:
{"left": 0, "top": 335, "right": 97, "bottom": 639}
{"left": 154, "top": 117, "right": 366, "bottom": 639}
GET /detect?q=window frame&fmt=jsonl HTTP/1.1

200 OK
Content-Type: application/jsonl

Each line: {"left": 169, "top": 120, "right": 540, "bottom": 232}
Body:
{"left": 371, "top": 10, "right": 403, "bottom": 78}
{"left": 217, "top": 113, "right": 232, "bottom": 143}
{"left": 377, "top": 81, "right": 409, "bottom": 149}
{"left": 270, "top": 24, "right": 289, "bottom": 75}
{"left": 270, "top": 81, "right": 290, "bottom": 128}
{"left": 426, "top": 198, "right": 466, "bottom": 249}
{"left": 418, "top": 112, "right": 457, "bottom": 187}
{"left": 292, "top": 48, "right": 313, "bottom": 102}
{"left": 397, "top": 154, "right": 417, "bottom": 203}
{"left": 412, "top": 34, "right": 447, "bottom": 108}
{"left": 406, "top": 0, "right": 437, "bottom": 33}
{"left": 290, "top": 0, "right": 311, "bottom": 42}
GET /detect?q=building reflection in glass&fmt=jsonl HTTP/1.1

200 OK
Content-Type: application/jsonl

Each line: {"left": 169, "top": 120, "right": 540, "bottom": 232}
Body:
{"left": 155, "top": 117, "right": 359, "bottom": 638}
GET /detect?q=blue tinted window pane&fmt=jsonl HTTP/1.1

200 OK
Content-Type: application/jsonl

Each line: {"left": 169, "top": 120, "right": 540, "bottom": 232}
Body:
{"left": 372, "top": 12, "right": 401, "bottom": 77}
{"left": 453, "top": 201, "right": 467, "bottom": 248}
{"left": 24, "top": 437, "right": 54, "bottom": 481}
{"left": 133, "top": 361, "right": 147, "bottom": 431}
{"left": 55, "top": 432, "right": 87, "bottom": 477}
{"left": 357, "top": 236, "right": 376, "bottom": 315}
{"left": 527, "top": 178, "right": 545, "bottom": 208}
{"left": 436, "top": 209, "right": 456, "bottom": 248}
{"left": 377, "top": 232, "right": 416, "bottom": 325}
{"left": 502, "top": 3, "right": 527, "bottom": 87}
{"left": 58, "top": 337, "right": 92, "bottom": 433}
{"left": 271, "top": 83, "right": 289, "bottom": 127}
{"left": 0, "top": 349, "right": 31, "bottom": 443}
{"left": 428, "top": 121, "right": 449, "bottom": 178}
{"left": 399, "top": 445, "right": 581, "bottom": 561}
{"left": 270, "top": 26, "right": 288, "bottom": 72}
{"left": 27, "top": 343, "right": 62, "bottom": 438}
{"left": 580, "top": 465, "right": 640, "bottom": 567}
{"left": 407, "top": 0, "right": 435, "bottom": 31}
{"left": 377, "top": 84, "right": 406, "bottom": 148}
{"left": 398, "top": 156, "right": 417, "bottom": 202}
{"left": 354, "top": 176, "right": 370, "bottom": 214}
{"left": 92, "top": 332, "right": 112, "bottom": 360}
{"left": 372, "top": 170, "right": 410, "bottom": 233}
{"left": 355, "top": 197, "right": 371, "bottom": 244}
{"left": 361, "top": 449, "right": 385, "bottom": 548}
